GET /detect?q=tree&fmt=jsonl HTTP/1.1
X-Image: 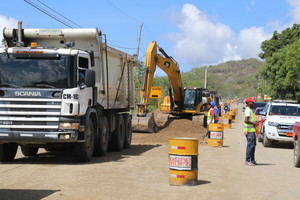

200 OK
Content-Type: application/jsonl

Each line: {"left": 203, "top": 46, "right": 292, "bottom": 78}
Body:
{"left": 259, "top": 24, "right": 300, "bottom": 59}
{"left": 259, "top": 38, "right": 300, "bottom": 101}
{"left": 135, "top": 61, "right": 145, "bottom": 90}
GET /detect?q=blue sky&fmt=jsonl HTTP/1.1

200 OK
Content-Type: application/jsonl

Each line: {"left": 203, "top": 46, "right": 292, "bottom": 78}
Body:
{"left": 0, "top": 0, "right": 298, "bottom": 72}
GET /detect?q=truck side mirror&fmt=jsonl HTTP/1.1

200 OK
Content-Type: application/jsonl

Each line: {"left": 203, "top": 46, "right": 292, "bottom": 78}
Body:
{"left": 85, "top": 70, "right": 95, "bottom": 87}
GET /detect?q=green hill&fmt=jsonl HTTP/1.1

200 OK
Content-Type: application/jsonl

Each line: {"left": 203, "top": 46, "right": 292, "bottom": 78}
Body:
{"left": 154, "top": 58, "right": 263, "bottom": 98}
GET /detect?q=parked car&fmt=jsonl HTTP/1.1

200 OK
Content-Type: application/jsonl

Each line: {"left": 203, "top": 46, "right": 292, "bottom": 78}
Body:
{"left": 255, "top": 107, "right": 264, "bottom": 121}
{"left": 257, "top": 101, "right": 300, "bottom": 147}
{"left": 293, "top": 122, "right": 300, "bottom": 167}
{"left": 254, "top": 102, "right": 267, "bottom": 109}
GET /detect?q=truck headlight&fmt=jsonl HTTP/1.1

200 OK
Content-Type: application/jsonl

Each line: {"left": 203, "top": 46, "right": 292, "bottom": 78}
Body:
{"left": 268, "top": 121, "right": 279, "bottom": 127}
{"left": 59, "top": 122, "right": 79, "bottom": 130}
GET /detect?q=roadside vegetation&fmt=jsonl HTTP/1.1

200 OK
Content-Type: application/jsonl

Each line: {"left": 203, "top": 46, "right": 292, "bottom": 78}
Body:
{"left": 153, "top": 58, "right": 262, "bottom": 99}
{"left": 258, "top": 24, "right": 300, "bottom": 102}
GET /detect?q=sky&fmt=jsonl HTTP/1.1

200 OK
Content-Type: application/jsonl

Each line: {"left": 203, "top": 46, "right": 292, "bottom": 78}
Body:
{"left": 0, "top": 0, "right": 299, "bottom": 73}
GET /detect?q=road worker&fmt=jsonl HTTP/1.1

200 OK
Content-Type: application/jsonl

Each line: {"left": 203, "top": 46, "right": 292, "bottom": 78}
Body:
{"left": 224, "top": 102, "right": 230, "bottom": 114}
{"left": 244, "top": 97, "right": 258, "bottom": 166}
{"left": 203, "top": 102, "right": 216, "bottom": 139}
{"left": 212, "top": 102, "right": 220, "bottom": 123}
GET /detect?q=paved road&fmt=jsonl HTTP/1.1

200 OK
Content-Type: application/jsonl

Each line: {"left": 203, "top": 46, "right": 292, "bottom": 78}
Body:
{"left": 0, "top": 107, "right": 299, "bottom": 200}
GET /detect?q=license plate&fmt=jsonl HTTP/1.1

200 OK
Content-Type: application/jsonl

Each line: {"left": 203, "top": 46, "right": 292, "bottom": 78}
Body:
{"left": 169, "top": 155, "right": 192, "bottom": 170}
{"left": 286, "top": 132, "right": 293, "bottom": 137}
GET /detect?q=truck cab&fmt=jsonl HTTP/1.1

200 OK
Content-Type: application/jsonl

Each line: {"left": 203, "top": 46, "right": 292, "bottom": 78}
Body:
{"left": 0, "top": 24, "right": 135, "bottom": 162}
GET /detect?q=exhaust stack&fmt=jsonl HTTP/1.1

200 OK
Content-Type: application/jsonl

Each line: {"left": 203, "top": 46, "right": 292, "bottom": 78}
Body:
{"left": 16, "top": 21, "right": 24, "bottom": 47}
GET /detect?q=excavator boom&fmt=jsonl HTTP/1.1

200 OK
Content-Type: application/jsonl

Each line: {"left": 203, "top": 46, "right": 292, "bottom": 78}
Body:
{"left": 132, "top": 41, "right": 184, "bottom": 132}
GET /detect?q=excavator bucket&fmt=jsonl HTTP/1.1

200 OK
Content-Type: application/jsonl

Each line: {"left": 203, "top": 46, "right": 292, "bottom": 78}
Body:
{"left": 132, "top": 112, "right": 157, "bottom": 133}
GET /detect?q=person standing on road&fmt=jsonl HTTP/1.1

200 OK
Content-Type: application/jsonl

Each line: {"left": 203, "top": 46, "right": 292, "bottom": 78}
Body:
{"left": 203, "top": 102, "right": 215, "bottom": 139}
{"left": 213, "top": 102, "right": 220, "bottom": 123}
{"left": 224, "top": 102, "right": 230, "bottom": 114}
{"left": 244, "top": 97, "right": 258, "bottom": 166}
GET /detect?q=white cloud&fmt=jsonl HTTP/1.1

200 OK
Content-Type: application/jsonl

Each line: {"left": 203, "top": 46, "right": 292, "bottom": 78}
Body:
{"left": 0, "top": 15, "right": 18, "bottom": 46}
{"left": 167, "top": 4, "right": 271, "bottom": 69}
{"left": 237, "top": 27, "right": 271, "bottom": 58}
{"left": 287, "top": 0, "right": 300, "bottom": 23}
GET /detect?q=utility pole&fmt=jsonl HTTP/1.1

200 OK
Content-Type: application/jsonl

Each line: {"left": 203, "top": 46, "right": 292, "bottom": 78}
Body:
{"left": 204, "top": 66, "right": 208, "bottom": 88}
{"left": 135, "top": 23, "right": 144, "bottom": 99}
{"left": 136, "top": 23, "right": 143, "bottom": 60}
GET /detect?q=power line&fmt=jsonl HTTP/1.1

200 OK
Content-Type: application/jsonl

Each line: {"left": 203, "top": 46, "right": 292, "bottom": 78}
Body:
{"left": 107, "top": 42, "right": 137, "bottom": 50}
{"left": 23, "top": 0, "right": 77, "bottom": 28}
{"left": 25, "top": 0, "right": 136, "bottom": 51}
{"left": 36, "top": 0, "right": 82, "bottom": 28}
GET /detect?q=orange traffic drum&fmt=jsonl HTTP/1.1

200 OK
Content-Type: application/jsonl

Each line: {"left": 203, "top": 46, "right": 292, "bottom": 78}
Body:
{"left": 169, "top": 138, "right": 198, "bottom": 186}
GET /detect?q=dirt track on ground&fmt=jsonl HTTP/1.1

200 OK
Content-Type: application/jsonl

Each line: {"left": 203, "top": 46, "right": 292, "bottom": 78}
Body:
{"left": 0, "top": 107, "right": 300, "bottom": 200}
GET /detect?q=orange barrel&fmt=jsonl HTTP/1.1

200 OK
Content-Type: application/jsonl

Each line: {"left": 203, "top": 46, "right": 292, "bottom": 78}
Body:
{"left": 222, "top": 114, "right": 232, "bottom": 128}
{"left": 224, "top": 123, "right": 232, "bottom": 128}
{"left": 207, "top": 123, "right": 224, "bottom": 147}
{"left": 228, "top": 111, "right": 236, "bottom": 122}
{"left": 169, "top": 138, "right": 198, "bottom": 186}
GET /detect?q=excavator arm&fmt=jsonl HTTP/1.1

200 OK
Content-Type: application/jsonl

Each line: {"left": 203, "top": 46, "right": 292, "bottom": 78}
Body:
{"left": 137, "top": 41, "right": 183, "bottom": 116}
{"left": 133, "top": 41, "right": 184, "bottom": 132}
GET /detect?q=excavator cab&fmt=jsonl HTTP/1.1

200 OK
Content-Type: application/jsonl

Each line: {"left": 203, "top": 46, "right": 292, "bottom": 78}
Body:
{"left": 182, "top": 88, "right": 211, "bottom": 114}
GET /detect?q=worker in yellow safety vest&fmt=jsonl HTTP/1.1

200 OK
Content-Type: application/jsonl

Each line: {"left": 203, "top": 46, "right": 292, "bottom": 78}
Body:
{"left": 204, "top": 102, "right": 216, "bottom": 139}
{"left": 244, "top": 97, "right": 258, "bottom": 166}
{"left": 207, "top": 102, "right": 214, "bottom": 125}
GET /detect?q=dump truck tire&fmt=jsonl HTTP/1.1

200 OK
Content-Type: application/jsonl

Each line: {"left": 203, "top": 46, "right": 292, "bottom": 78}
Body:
{"left": 94, "top": 116, "right": 109, "bottom": 156}
{"left": 21, "top": 146, "right": 39, "bottom": 157}
{"left": 75, "top": 118, "right": 95, "bottom": 162}
{"left": 110, "top": 115, "right": 125, "bottom": 151}
{"left": 0, "top": 143, "right": 18, "bottom": 162}
{"left": 124, "top": 114, "right": 132, "bottom": 148}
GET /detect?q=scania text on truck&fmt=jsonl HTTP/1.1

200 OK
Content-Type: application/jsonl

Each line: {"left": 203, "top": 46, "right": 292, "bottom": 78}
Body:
{"left": 0, "top": 22, "right": 135, "bottom": 162}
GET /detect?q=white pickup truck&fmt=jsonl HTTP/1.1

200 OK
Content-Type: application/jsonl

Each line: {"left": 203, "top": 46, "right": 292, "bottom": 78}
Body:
{"left": 258, "top": 101, "right": 300, "bottom": 147}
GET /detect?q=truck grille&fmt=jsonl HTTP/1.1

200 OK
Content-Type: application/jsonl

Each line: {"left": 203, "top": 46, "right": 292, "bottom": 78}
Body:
{"left": 0, "top": 98, "right": 61, "bottom": 130}
{"left": 278, "top": 124, "right": 293, "bottom": 130}
{"left": 277, "top": 123, "right": 294, "bottom": 137}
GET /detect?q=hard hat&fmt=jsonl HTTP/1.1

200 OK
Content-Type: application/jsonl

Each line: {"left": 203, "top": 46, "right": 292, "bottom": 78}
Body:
{"left": 210, "top": 101, "right": 216, "bottom": 106}
{"left": 244, "top": 97, "right": 256, "bottom": 103}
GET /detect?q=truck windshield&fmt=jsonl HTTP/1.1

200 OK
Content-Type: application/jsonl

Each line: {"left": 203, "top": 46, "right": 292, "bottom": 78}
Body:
{"left": 269, "top": 105, "right": 300, "bottom": 116}
{"left": 0, "top": 54, "right": 75, "bottom": 88}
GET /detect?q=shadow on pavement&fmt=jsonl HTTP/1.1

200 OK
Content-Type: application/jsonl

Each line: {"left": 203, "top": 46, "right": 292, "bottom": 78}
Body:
{"left": 269, "top": 143, "right": 294, "bottom": 149}
{"left": 256, "top": 163, "right": 275, "bottom": 166}
{"left": 195, "top": 180, "right": 211, "bottom": 185}
{"left": 186, "top": 180, "right": 211, "bottom": 186}
{"left": 4, "top": 144, "right": 161, "bottom": 165}
{"left": 0, "top": 189, "right": 59, "bottom": 200}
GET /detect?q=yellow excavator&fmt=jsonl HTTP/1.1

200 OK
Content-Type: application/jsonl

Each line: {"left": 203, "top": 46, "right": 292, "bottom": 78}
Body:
{"left": 132, "top": 41, "right": 211, "bottom": 132}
